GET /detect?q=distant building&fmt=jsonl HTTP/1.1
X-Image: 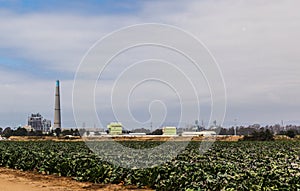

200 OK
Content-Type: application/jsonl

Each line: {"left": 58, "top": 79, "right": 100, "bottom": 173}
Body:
{"left": 43, "top": 119, "right": 51, "bottom": 132}
{"left": 107, "top": 122, "right": 122, "bottom": 135}
{"left": 181, "top": 130, "right": 216, "bottom": 136}
{"left": 83, "top": 131, "right": 107, "bottom": 137}
{"left": 27, "top": 113, "right": 51, "bottom": 132}
{"left": 129, "top": 133, "right": 146, "bottom": 136}
{"left": 23, "top": 125, "right": 34, "bottom": 132}
{"left": 162, "top": 126, "right": 177, "bottom": 135}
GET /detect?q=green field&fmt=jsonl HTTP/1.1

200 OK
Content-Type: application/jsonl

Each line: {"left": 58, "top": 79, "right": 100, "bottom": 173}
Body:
{"left": 0, "top": 141, "right": 299, "bottom": 190}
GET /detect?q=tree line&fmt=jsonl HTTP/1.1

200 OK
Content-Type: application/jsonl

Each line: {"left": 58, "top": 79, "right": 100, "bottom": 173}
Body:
{"left": 0, "top": 127, "right": 83, "bottom": 137}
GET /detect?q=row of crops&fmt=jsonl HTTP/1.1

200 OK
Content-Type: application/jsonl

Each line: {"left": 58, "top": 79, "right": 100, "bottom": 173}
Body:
{"left": 0, "top": 141, "right": 299, "bottom": 190}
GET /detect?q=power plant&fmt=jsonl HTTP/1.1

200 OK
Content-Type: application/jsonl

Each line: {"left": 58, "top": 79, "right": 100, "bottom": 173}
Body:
{"left": 27, "top": 113, "right": 51, "bottom": 132}
{"left": 54, "top": 80, "right": 62, "bottom": 129}
{"left": 13, "top": 80, "right": 219, "bottom": 137}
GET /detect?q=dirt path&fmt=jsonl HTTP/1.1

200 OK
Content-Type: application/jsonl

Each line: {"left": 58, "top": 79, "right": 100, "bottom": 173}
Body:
{"left": 0, "top": 168, "right": 152, "bottom": 191}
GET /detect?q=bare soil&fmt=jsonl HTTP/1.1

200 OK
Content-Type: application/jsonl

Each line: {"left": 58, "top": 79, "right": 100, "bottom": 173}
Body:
{"left": 0, "top": 168, "right": 152, "bottom": 191}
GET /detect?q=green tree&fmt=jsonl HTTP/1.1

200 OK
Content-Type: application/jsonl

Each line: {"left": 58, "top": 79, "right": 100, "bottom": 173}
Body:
{"left": 13, "top": 127, "right": 27, "bottom": 136}
{"left": 54, "top": 128, "right": 62, "bottom": 137}
{"left": 74, "top": 129, "right": 80, "bottom": 136}
{"left": 243, "top": 129, "right": 274, "bottom": 141}
{"left": 148, "top": 129, "right": 163, "bottom": 135}
{"left": 3, "top": 127, "right": 13, "bottom": 137}
{"left": 286, "top": 130, "right": 296, "bottom": 138}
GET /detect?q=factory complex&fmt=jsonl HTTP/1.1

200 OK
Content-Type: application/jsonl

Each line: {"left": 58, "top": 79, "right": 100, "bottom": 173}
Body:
{"left": 20, "top": 80, "right": 62, "bottom": 134}
{"left": 18, "top": 80, "right": 217, "bottom": 137}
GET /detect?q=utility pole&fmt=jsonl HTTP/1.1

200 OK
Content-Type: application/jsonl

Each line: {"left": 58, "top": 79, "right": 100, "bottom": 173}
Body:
{"left": 195, "top": 120, "right": 199, "bottom": 131}
{"left": 281, "top": 120, "right": 285, "bottom": 131}
{"left": 234, "top": 118, "right": 237, "bottom": 136}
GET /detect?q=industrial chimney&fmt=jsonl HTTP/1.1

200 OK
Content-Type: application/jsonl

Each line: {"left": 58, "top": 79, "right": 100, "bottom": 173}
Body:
{"left": 54, "top": 80, "right": 61, "bottom": 128}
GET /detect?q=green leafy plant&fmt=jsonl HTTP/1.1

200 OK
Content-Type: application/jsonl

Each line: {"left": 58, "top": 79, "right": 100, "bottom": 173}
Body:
{"left": 0, "top": 141, "right": 299, "bottom": 190}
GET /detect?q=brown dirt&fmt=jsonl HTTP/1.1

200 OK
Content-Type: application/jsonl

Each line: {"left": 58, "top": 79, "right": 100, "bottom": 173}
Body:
{"left": 0, "top": 168, "right": 152, "bottom": 191}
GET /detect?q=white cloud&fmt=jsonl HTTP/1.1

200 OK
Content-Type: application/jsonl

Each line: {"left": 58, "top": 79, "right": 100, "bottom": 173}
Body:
{"left": 0, "top": 9, "right": 140, "bottom": 72}
{"left": 1, "top": 0, "right": 300, "bottom": 127}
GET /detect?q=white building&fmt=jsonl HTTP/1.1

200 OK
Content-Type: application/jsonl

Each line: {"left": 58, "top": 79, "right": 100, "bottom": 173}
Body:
{"left": 23, "top": 125, "right": 34, "bottom": 132}
{"left": 181, "top": 130, "right": 216, "bottom": 136}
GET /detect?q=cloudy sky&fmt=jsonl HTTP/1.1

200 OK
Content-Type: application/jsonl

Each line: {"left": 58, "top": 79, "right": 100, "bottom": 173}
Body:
{"left": 0, "top": 0, "right": 299, "bottom": 129}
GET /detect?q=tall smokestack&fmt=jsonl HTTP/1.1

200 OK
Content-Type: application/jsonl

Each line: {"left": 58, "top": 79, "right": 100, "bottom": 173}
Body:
{"left": 54, "top": 80, "right": 61, "bottom": 128}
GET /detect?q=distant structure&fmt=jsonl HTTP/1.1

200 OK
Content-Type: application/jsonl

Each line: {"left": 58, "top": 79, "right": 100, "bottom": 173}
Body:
{"left": 162, "top": 126, "right": 177, "bottom": 135}
{"left": 129, "top": 132, "right": 146, "bottom": 136}
{"left": 194, "top": 120, "right": 205, "bottom": 131}
{"left": 181, "top": 130, "right": 216, "bottom": 136}
{"left": 27, "top": 113, "right": 51, "bottom": 132}
{"left": 54, "top": 80, "right": 61, "bottom": 129}
{"left": 23, "top": 125, "right": 34, "bottom": 132}
{"left": 107, "top": 122, "right": 122, "bottom": 135}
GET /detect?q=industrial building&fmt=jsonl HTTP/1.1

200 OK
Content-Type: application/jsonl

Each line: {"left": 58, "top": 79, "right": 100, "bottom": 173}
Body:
{"left": 107, "top": 122, "right": 123, "bottom": 135}
{"left": 22, "top": 81, "right": 61, "bottom": 134}
{"left": 181, "top": 131, "right": 216, "bottom": 136}
{"left": 162, "top": 126, "right": 177, "bottom": 135}
{"left": 27, "top": 113, "right": 51, "bottom": 132}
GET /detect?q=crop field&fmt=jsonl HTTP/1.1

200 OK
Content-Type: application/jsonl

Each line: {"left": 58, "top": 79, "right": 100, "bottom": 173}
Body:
{"left": 0, "top": 141, "right": 299, "bottom": 190}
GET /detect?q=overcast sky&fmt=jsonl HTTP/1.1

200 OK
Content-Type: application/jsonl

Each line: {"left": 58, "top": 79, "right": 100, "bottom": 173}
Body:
{"left": 0, "top": 0, "right": 300, "bottom": 128}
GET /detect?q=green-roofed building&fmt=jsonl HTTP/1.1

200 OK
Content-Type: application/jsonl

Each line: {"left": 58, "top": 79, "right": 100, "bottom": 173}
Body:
{"left": 107, "top": 122, "right": 123, "bottom": 135}
{"left": 163, "top": 126, "right": 177, "bottom": 135}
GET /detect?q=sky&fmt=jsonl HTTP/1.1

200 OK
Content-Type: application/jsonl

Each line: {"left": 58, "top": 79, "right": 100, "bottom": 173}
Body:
{"left": 0, "top": 0, "right": 300, "bottom": 129}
